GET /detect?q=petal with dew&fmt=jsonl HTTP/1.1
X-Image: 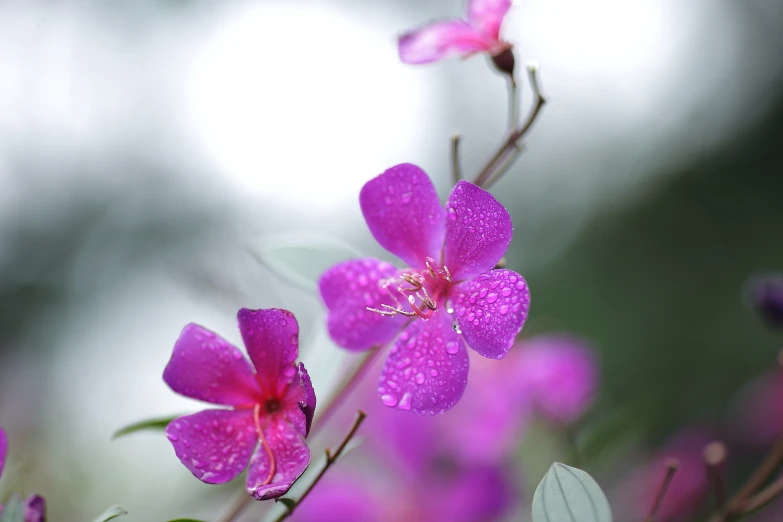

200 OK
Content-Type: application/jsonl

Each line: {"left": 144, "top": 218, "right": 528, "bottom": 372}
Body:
{"left": 399, "top": 20, "right": 494, "bottom": 64}
{"left": 467, "top": 0, "right": 512, "bottom": 40}
{"left": 377, "top": 313, "right": 469, "bottom": 415}
{"left": 360, "top": 164, "right": 446, "bottom": 268}
{"left": 454, "top": 269, "right": 529, "bottom": 359}
{"left": 23, "top": 495, "right": 46, "bottom": 522}
{"left": 238, "top": 308, "right": 300, "bottom": 395}
{"left": 246, "top": 416, "right": 311, "bottom": 500}
{"left": 0, "top": 426, "right": 6, "bottom": 479}
{"left": 163, "top": 324, "right": 260, "bottom": 406}
{"left": 297, "top": 363, "right": 317, "bottom": 437}
{"left": 319, "top": 258, "right": 407, "bottom": 351}
{"left": 166, "top": 409, "right": 257, "bottom": 484}
{"left": 443, "top": 181, "right": 512, "bottom": 281}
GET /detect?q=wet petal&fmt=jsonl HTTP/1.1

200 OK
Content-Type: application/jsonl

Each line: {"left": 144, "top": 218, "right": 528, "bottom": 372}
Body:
{"left": 0, "top": 426, "right": 6, "bottom": 479}
{"left": 377, "top": 313, "right": 469, "bottom": 415}
{"left": 163, "top": 324, "right": 260, "bottom": 406}
{"left": 297, "top": 363, "right": 317, "bottom": 437}
{"left": 166, "top": 409, "right": 257, "bottom": 484}
{"left": 516, "top": 335, "right": 598, "bottom": 425}
{"left": 238, "top": 308, "right": 300, "bottom": 395}
{"left": 467, "top": 0, "right": 512, "bottom": 40}
{"left": 359, "top": 164, "right": 446, "bottom": 268}
{"left": 399, "top": 20, "right": 493, "bottom": 64}
{"left": 443, "top": 181, "right": 512, "bottom": 281}
{"left": 454, "top": 269, "right": 529, "bottom": 359}
{"left": 319, "top": 258, "right": 407, "bottom": 351}
{"left": 246, "top": 416, "right": 311, "bottom": 500}
{"left": 23, "top": 495, "right": 46, "bottom": 522}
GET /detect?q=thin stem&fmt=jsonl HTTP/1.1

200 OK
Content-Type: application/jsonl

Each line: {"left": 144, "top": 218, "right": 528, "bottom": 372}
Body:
{"left": 311, "top": 347, "right": 381, "bottom": 433}
{"left": 473, "top": 64, "right": 546, "bottom": 189}
{"left": 274, "top": 411, "right": 368, "bottom": 522}
{"left": 217, "top": 489, "right": 253, "bottom": 522}
{"left": 704, "top": 441, "right": 728, "bottom": 510}
{"left": 508, "top": 75, "right": 519, "bottom": 132}
{"left": 482, "top": 143, "right": 524, "bottom": 190}
{"left": 644, "top": 459, "right": 679, "bottom": 522}
{"left": 741, "top": 475, "right": 783, "bottom": 516}
{"left": 451, "top": 134, "right": 462, "bottom": 184}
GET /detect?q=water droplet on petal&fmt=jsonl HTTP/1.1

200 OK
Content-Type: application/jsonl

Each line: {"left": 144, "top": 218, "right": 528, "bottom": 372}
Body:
{"left": 415, "top": 373, "right": 425, "bottom": 384}
{"left": 445, "top": 341, "right": 459, "bottom": 355}
{"left": 398, "top": 392, "right": 413, "bottom": 411}
{"left": 381, "top": 394, "right": 399, "bottom": 407}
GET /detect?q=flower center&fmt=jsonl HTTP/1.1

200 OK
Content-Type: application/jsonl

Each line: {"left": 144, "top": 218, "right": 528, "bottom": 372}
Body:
{"left": 264, "top": 397, "right": 282, "bottom": 414}
{"left": 368, "top": 257, "right": 453, "bottom": 320}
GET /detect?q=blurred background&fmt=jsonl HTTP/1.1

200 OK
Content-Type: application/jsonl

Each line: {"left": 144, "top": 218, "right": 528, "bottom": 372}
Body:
{"left": 0, "top": 0, "right": 782, "bottom": 520}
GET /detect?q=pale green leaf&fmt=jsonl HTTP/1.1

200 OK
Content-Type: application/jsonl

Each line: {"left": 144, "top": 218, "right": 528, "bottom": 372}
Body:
{"left": 112, "top": 415, "right": 179, "bottom": 440}
{"left": 91, "top": 505, "right": 128, "bottom": 522}
{"left": 532, "top": 463, "right": 612, "bottom": 522}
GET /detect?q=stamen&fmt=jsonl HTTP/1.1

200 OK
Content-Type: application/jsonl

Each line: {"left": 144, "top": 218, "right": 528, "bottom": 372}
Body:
{"left": 367, "top": 262, "right": 452, "bottom": 319}
{"left": 254, "top": 403, "right": 276, "bottom": 486}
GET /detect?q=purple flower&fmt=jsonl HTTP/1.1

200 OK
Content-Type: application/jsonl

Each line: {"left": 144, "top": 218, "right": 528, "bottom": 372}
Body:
{"left": 398, "top": 0, "right": 513, "bottom": 66}
{"left": 319, "top": 164, "right": 530, "bottom": 414}
{"left": 163, "top": 308, "right": 316, "bottom": 500}
{"left": 732, "top": 369, "right": 783, "bottom": 446}
{"left": 0, "top": 427, "right": 47, "bottom": 522}
{"left": 514, "top": 334, "right": 599, "bottom": 425}
{"left": 747, "top": 273, "right": 783, "bottom": 329}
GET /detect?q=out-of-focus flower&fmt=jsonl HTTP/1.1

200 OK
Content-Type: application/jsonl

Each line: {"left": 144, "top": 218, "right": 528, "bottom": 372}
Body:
{"left": 0, "top": 427, "right": 47, "bottom": 522}
{"left": 163, "top": 308, "right": 316, "bottom": 500}
{"left": 747, "top": 274, "right": 783, "bottom": 329}
{"left": 732, "top": 369, "right": 783, "bottom": 446}
{"left": 514, "top": 334, "right": 599, "bottom": 425}
{"left": 319, "top": 164, "right": 530, "bottom": 415}
{"left": 629, "top": 429, "right": 712, "bottom": 522}
{"left": 398, "top": 0, "right": 514, "bottom": 72}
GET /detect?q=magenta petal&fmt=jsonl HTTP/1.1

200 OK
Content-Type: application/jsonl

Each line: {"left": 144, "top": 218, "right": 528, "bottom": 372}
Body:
{"left": 166, "top": 409, "right": 257, "bottom": 484}
{"left": 163, "top": 324, "right": 260, "bottom": 406}
{"left": 467, "top": 0, "right": 512, "bottom": 40}
{"left": 297, "top": 363, "right": 316, "bottom": 437}
{"left": 319, "top": 258, "right": 407, "bottom": 351}
{"left": 443, "top": 181, "right": 512, "bottom": 281}
{"left": 291, "top": 476, "right": 382, "bottom": 522}
{"left": 377, "top": 314, "right": 469, "bottom": 415}
{"left": 23, "top": 495, "right": 46, "bottom": 522}
{"left": 238, "top": 308, "right": 300, "bottom": 394}
{"left": 359, "top": 164, "right": 446, "bottom": 268}
{"left": 454, "top": 269, "right": 530, "bottom": 359}
{"left": 399, "top": 20, "right": 494, "bottom": 64}
{"left": 0, "top": 426, "right": 6, "bottom": 479}
{"left": 246, "top": 416, "right": 311, "bottom": 500}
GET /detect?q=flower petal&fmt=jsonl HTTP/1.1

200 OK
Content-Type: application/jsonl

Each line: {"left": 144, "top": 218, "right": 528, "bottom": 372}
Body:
{"left": 467, "top": 0, "right": 512, "bottom": 40}
{"left": 0, "top": 426, "right": 6, "bottom": 479}
{"left": 425, "top": 464, "right": 516, "bottom": 522}
{"left": 359, "top": 164, "right": 446, "bottom": 268}
{"left": 297, "top": 363, "right": 317, "bottom": 437}
{"left": 163, "top": 324, "right": 260, "bottom": 406}
{"left": 377, "top": 313, "right": 469, "bottom": 415}
{"left": 166, "top": 409, "right": 257, "bottom": 484}
{"left": 454, "top": 269, "right": 529, "bottom": 359}
{"left": 319, "top": 258, "right": 407, "bottom": 351}
{"left": 516, "top": 335, "right": 598, "bottom": 425}
{"left": 238, "top": 308, "right": 300, "bottom": 395}
{"left": 291, "top": 475, "right": 383, "bottom": 522}
{"left": 443, "top": 181, "right": 512, "bottom": 281}
{"left": 399, "top": 20, "right": 494, "bottom": 64}
{"left": 23, "top": 495, "right": 46, "bottom": 522}
{"left": 246, "top": 416, "right": 311, "bottom": 500}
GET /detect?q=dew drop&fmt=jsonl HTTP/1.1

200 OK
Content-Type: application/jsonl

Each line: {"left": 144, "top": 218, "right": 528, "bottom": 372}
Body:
{"left": 415, "top": 373, "right": 425, "bottom": 384}
{"left": 401, "top": 192, "right": 412, "bottom": 204}
{"left": 498, "top": 304, "right": 510, "bottom": 315}
{"left": 398, "top": 392, "right": 413, "bottom": 411}
{"left": 381, "top": 393, "right": 399, "bottom": 407}
{"left": 430, "top": 369, "right": 439, "bottom": 377}
{"left": 445, "top": 341, "right": 459, "bottom": 354}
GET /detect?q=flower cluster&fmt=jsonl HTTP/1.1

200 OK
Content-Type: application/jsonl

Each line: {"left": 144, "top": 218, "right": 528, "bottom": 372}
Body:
{"left": 0, "top": 427, "right": 46, "bottom": 522}
{"left": 319, "top": 163, "right": 530, "bottom": 414}
{"left": 163, "top": 308, "right": 316, "bottom": 500}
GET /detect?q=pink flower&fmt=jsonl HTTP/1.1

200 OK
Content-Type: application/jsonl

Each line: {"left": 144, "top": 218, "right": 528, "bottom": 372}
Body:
{"left": 514, "top": 334, "right": 599, "bottom": 425}
{"left": 398, "top": 0, "right": 513, "bottom": 65}
{"left": 163, "top": 308, "right": 316, "bottom": 500}
{"left": 0, "top": 427, "right": 47, "bottom": 522}
{"left": 319, "top": 163, "right": 530, "bottom": 415}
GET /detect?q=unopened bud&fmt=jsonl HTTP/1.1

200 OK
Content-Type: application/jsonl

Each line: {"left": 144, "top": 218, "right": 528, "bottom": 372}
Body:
{"left": 748, "top": 274, "right": 783, "bottom": 329}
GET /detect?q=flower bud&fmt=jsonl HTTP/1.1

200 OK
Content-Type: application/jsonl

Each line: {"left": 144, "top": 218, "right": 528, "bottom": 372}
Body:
{"left": 490, "top": 46, "right": 515, "bottom": 77}
{"left": 748, "top": 274, "right": 783, "bottom": 329}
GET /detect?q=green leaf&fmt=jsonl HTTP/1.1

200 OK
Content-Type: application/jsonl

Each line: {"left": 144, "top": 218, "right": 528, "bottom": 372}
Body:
{"left": 91, "top": 505, "right": 128, "bottom": 522}
{"left": 0, "top": 495, "right": 24, "bottom": 522}
{"left": 166, "top": 519, "right": 209, "bottom": 522}
{"left": 112, "top": 415, "right": 180, "bottom": 440}
{"left": 532, "top": 463, "right": 612, "bottom": 522}
{"left": 274, "top": 498, "right": 296, "bottom": 511}
{"left": 249, "top": 233, "right": 366, "bottom": 292}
